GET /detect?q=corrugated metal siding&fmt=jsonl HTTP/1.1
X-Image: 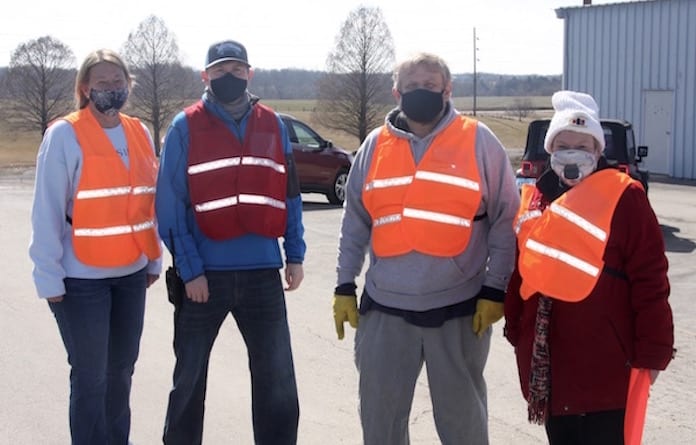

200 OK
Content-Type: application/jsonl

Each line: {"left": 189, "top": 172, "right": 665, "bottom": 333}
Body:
{"left": 558, "top": 0, "right": 696, "bottom": 179}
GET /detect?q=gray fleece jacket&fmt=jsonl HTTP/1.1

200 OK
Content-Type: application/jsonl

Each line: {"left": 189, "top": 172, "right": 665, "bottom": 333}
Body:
{"left": 336, "top": 103, "right": 520, "bottom": 311}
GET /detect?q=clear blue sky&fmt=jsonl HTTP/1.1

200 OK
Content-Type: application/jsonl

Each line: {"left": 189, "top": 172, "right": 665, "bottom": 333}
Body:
{"left": 0, "top": 0, "right": 628, "bottom": 75}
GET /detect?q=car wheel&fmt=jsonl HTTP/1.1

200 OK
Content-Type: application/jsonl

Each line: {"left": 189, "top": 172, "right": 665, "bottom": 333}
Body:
{"left": 327, "top": 169, "right": 349, "bottom": 205}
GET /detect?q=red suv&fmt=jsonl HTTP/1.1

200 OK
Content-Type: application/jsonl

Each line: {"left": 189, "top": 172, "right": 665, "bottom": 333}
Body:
{"left": 280, "top": 113, "right": 354, "bottom": 205}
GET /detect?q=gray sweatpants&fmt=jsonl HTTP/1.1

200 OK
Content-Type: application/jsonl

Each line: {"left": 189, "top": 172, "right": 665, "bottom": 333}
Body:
{"left": 354, "top": 310, "right": 491, "bottom": 445}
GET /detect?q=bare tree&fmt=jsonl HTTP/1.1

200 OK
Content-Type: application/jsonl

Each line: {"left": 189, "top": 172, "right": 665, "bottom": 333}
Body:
{"left": 508, "top": 97, "right": 534, "bottom": 122}
{"left": 0, "top": 68, "right": 8, "bottom": 99}
{"left": 4, "top": 36, "right": 75, "bottom": 135}
{"left": 121, "top": 15, "right": 193, "bottom": 155}
{"left": 314, "top": 6, "right": 395, "bottom": 143}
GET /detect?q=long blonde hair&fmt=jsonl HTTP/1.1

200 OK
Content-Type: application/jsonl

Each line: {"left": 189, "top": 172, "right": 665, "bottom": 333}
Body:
{"left": 74, "top": 49, "right": 133, "bottom": 109}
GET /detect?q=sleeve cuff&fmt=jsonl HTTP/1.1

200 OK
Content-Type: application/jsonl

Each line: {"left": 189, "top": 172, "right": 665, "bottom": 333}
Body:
{"left": 479, "top": 285, "right": 505, "bottom": 302}
{"left": 334, "top": 282, "right": 357, "bottom": 296}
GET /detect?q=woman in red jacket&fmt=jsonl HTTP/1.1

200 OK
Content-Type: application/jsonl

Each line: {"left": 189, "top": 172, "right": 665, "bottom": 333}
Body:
{"left": 504, "top": 90, "right": 674, "bottom": 444}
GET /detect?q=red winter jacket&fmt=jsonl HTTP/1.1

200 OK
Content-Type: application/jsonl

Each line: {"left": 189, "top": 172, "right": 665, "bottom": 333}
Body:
{"left": 504, "top": 168, "right": 674, "bottom": 416}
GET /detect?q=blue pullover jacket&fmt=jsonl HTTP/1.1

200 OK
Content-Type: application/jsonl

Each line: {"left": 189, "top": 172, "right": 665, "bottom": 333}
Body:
{"left": 155, "top": 94, "right": 306, "bottom": 282}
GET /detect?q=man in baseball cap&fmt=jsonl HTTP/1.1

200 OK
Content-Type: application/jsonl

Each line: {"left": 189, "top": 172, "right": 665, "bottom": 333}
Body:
{"left": 158, "top": 38, "right": 306, "bottom": 444}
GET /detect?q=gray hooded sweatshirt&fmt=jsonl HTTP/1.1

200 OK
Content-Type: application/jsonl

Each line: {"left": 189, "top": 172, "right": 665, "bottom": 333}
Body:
{"left": 336, "top": 102, "right": 520, "bottom": 311}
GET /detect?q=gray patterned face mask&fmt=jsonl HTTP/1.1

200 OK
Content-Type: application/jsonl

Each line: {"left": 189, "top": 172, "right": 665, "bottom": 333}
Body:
{"left": 89, "top": 88, "right": 129, "bottom": 115}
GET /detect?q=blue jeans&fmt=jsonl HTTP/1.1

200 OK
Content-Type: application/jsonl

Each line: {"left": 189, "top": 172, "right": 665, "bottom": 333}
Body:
{"left": 163, "top": 269, "right": 299, "bottom": 445}
{"left": 49, "top": 268, "right": 147, "bottom": 445}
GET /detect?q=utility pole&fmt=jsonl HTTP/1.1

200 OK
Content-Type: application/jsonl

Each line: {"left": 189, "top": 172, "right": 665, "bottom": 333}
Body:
{"left": 473, "top": 27, "right": 478, "bottom": 116}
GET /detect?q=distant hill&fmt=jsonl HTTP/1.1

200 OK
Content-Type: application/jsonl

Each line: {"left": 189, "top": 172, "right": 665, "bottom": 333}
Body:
{"left": 452, "top": 73, "right": 561, "bottom": 97}
{"left": 249, "top": 69, "right": 561, "bottom": 100}
{"left": 0, "top": 66, "right": 561, "bottom": 100}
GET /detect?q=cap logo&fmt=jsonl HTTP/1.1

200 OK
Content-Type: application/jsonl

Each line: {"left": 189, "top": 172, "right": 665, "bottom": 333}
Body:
{"left": 570, "top": 116, "right": 586, "bottom": 127}
{"left": 216, "top": 42, "right": 242, "bottom": 58}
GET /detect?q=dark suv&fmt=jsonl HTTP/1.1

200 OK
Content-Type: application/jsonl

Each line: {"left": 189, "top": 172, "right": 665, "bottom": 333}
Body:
{"left": 280, "top": 114, "right": 353, "bottom": 205}
{"left": 516, "top": 118, "right": 649, "bottom": 192}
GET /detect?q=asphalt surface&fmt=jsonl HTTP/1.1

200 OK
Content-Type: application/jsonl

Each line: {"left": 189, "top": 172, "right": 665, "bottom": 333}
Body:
{"left": 1, "top": 169, "right": 694, "bottom": 444}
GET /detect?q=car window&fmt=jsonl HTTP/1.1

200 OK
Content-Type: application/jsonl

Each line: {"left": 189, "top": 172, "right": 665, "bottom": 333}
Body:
{"left": 284, "top": 121, "right": 299, "bottom": 143}
{"left": 534, "top": 123, "right": 549, "bottom": 156}
{"left": 290, "top": 120, "right": 323, "bottom": 148}
{"left": 603, "top": 128, "right": 615, "bottom": 160}
{"left": 626, "top": 129, "right": 636, "bottom": 159}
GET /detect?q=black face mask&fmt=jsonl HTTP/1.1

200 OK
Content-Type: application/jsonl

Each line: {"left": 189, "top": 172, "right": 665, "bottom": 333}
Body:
{"left": 210, "top": 73, "right": 247, "bottom": 103}
{"left": 399, "top": 88, "right": 445, "bottom": 123}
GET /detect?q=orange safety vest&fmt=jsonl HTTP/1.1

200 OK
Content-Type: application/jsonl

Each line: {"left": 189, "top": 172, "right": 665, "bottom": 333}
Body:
{"left": 185, "top": 101, "right": 287, "bottom": 240}
{"left": 513, "top": 183, "right": 546, "bottom": 299}
{"left": 65, "top": 109, "right": 161, "bottom": 267}
{"left": 363, "top": 115, "right": 482, "bottom": 257}
{"left": 513, "top": 183, "right": 544, "bottom": 242}
{"left": 516, "top": 169, "right": 635, "bottom": 302}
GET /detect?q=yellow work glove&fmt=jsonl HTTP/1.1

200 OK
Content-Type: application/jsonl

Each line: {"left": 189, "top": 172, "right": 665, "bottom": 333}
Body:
{"left": 472, "top": 299, "right": 504, "bottom": 337}
{"left": 333, "top": 295, "right": 359, "bottom": 340}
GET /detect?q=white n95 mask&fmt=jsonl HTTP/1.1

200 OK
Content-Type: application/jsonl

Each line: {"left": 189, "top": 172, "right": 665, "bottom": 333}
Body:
{"left": 550, "top": 149, "right": 598, "bottom": 186}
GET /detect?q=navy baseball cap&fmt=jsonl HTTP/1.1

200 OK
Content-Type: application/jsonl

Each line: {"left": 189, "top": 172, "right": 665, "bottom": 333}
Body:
{"left": 205, "top": 40, "right": 249, "bottom": 69}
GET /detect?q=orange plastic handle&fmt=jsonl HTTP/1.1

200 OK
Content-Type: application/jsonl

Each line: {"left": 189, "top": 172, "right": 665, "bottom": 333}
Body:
{"left": 625, "top": 368, "right": 651, "bottom": 445}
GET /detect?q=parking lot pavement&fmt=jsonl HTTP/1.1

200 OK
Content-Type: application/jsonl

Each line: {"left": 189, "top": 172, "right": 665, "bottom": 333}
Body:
{"left": 1, "top": 173, "right": 694, "bottom": 444}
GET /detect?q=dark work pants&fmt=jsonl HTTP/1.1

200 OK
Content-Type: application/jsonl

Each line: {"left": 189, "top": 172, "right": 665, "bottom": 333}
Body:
{"left": 546, "top": 409, "right": 625, "bottom": 445}
{"left": 163, "top": 269, "right": 299, "bottom": 445}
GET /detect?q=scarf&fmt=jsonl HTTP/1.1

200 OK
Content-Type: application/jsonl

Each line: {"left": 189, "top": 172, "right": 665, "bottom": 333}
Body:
{"left": 528, "top": 295, "right": 553, "bottom": 424}
{"left": 220, "top": 91, "right": 253, "bottom": 122}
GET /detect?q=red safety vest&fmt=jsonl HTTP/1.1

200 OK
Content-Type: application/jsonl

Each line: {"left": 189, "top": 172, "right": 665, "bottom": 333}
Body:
{"left": 363, "top": 115, "right": 482, "bottom": 257}
{"left": 516, "top": 169, "right": 636, "bottom": 302}
{"left": 185, "top": 101, "right": 287, "bottom": 240}
{"left": 65, "top": 109, "right": 161, "bottom": 267}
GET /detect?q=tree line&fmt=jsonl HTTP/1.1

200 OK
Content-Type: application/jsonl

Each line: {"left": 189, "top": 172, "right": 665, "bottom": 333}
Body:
{"left": 0, "top": 65, "right": 560, "bottom": 101}
{"left": 0, "top": 7, "right": 560, "bottom": 151}
{"left": 250, "top": 71, "right": 561, "bottom": 100}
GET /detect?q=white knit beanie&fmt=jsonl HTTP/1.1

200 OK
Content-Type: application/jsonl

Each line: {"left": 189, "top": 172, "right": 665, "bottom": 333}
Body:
{"left": 544, "top": 90, "right": 605, "bottom": 153}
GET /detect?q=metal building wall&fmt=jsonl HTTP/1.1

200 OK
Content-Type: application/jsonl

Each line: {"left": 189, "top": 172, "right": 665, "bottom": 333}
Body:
{"left": 557, "top": 0, "right": 696, "bottom": 179}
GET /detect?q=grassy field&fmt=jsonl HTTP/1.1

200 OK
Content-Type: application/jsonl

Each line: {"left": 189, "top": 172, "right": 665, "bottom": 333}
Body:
{"left": 0, "top": 119, "right": 42, "bottom": 167}
{"left": 0, "top": 97, "right": 550, "bottom": 168}
{"left": 266, "top": 97, "right": 550, "bottom": 169}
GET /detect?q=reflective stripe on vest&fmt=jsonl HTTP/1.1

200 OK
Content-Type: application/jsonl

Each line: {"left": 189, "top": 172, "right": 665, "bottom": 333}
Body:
{"left": 65, "top": 108, "right": 161, "bottom": 267}
{"left": 193, "top": 194, "right": 286, "bottom": 213}
{"left": 188, "top": 156, "right": 286, "bottom": 175}
{"left": 517, "top": 169, "right": 635, "bottom": 302}
{"left": 185, "top": 101, "right": 287, "bottom": 240}
{"left": 363, "top": 115, "right": 481, "bottom": 257}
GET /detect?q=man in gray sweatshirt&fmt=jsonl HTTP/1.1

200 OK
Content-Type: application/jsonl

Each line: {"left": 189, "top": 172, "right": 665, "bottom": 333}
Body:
{"left": 332, "top": 52, "right": 520, "bottom": 445}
